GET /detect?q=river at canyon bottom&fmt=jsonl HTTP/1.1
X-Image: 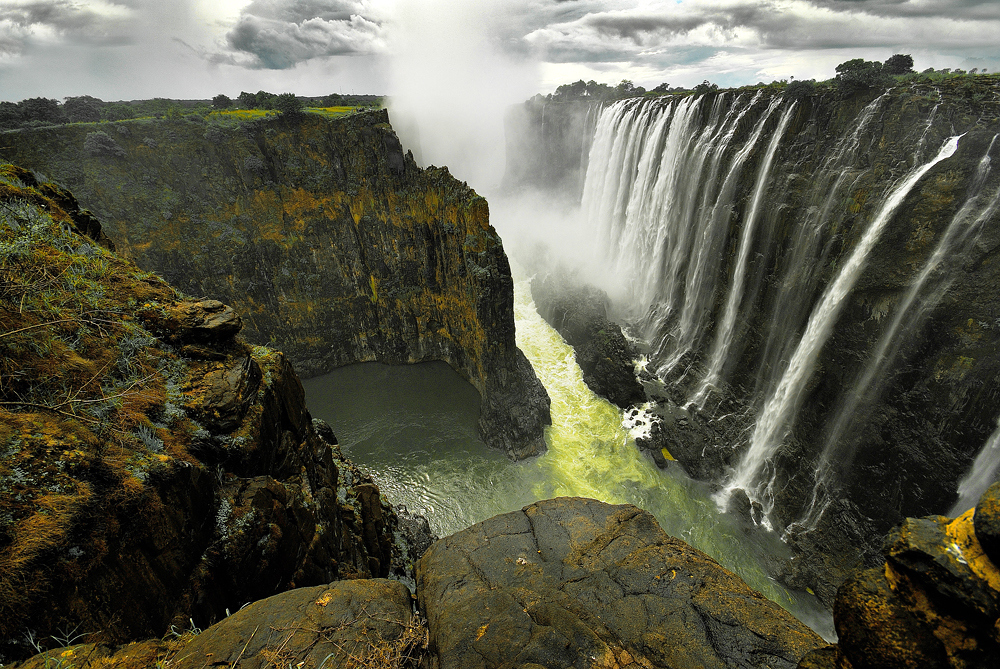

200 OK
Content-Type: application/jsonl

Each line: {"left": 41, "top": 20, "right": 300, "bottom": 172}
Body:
{"left": 302, "top": 275, "right": 836, "bottom": 640}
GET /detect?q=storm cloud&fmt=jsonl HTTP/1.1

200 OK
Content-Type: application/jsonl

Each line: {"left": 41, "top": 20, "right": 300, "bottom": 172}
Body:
{"left": 2, "top": 0, "right": 1000, "bottom": 102}
{"left": 222, "top": 0, "right": 386, "bottom": 69}
{"left": 0, "top": 0, "right": 136, "bottom": 55}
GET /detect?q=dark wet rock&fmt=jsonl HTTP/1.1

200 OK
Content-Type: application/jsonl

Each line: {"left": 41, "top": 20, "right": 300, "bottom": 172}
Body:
{"left": 974, "top": 481, "right": 1000, "bottom": 565}
{"left": 417, "top": 497, "right": 824, "bottom": 669}
{"left": 396, "top": 505, "right": 438, "bottom": 563}
{"left": 312, "top": 417, "right": 338, "bottom": 448}
{"left": 780, "top": 497, "right": 879, "bottom": 609}
{"left": 530, "top": 272, "right": 644, "bottom": 408}
{"left": 634, "top": 402, "right": 729, "bottom": 480}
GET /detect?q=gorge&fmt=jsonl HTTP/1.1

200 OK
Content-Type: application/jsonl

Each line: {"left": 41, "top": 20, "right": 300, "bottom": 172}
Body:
{"left": 3, "top": 74, "right": 1000, "bottom": 666}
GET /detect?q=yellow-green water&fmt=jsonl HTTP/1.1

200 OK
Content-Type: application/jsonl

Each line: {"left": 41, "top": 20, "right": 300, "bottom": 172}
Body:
{"left": 302, "top": 274, "right": 834, "bottom": 638}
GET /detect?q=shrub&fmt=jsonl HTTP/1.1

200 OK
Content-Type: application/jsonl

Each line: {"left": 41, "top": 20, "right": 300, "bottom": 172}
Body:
{"left": 83, "top": 131, "right": 126, "bottom": 158}
{"left": 694, "top": 80, "right": 719, "bottom": 96}
{"left": 884, "top": 54, "right": 914, "bottom": 75}
{"left": 835, "top": 58, "right": 893, "bottom": 97}
{"left": 785, "top": 79, "right": 817, "bottom": 101}
{"left": 275, "top": 92, "right": 304, "bottom": 117}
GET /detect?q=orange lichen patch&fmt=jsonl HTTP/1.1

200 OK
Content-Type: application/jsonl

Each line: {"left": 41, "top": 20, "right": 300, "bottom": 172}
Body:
{"left": 847, "top": 187, "right": 869, "bottom": 214}
{"left": 0, "top": 485, "right": 92, "bottom": 622}
{"left": 349, "top": 195, "right": 367, "bottom": 226}
{"left": 281, "top": 187, "right": 324, "bottom": 230}
{"left": 947, "top": 509, "right": 1000, "bottom": 589}
{"left": 932, "top": 353, "right": 976, "bottom": 382}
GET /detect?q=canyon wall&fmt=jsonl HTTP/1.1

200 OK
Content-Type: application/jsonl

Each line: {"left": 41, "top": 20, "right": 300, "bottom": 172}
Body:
{"left": 0, "top": 110, "right": 550, "bottom": 459}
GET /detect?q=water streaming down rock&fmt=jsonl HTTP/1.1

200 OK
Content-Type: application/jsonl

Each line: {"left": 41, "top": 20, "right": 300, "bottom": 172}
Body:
{"left": 951, "top": 417, "right": 1000, "bottom": 515}
{"left": 564, "top": 86, "right": 1000, "bottom": 599}
{"left": 730, "top": 135, "right": 964, "bottom": 520}
{"left": 692, "top": 102, "right": 797, "bottom": 408}
{"left": 747, "top": 94, "right": 888, "bottom": 411}
{"left": 582, "top": 91, "right": 774, "bottom": 368}
{"left": 801, "top": 136, "right": 1000, "bottom": 528}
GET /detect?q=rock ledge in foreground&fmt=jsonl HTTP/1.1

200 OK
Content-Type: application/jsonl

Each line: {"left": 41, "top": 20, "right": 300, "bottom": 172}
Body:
{"left": 418, "top": 497, "right": 824, "bottom": 669}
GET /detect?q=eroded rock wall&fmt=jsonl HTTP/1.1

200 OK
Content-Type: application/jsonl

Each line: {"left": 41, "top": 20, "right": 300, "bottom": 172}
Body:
{"left": 0, "top": 110, "right": 550, "bottom": 458}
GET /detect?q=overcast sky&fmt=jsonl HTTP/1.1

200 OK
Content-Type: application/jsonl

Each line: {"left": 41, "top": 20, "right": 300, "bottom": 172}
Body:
{"left": 2, "top": 0, "right": 999, "bottom": 104}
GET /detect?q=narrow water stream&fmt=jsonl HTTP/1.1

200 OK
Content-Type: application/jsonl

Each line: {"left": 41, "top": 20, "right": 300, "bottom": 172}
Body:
{"left": 302, "top": 276, "right": 835, "bottom": 639}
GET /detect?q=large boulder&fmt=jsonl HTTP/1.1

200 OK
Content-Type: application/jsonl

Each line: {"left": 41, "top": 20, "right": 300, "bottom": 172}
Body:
{"left": 417, "top": 497, "right": 824, "bottom": 669}
{"left": 799, "top": 483, "right": 1000, "bottom": 668}
{"left": 10, "top": 580, "right": 424, "bottom": 669}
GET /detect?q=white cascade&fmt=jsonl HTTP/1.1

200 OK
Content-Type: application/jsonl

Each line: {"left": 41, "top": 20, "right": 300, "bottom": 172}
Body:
{"left": 692, "top": 101, "right": 797, "bottom": 408}
{"left": 798, "top": 137, "right": 1000, "bottom": 527}
{"left": 749, "top": 94, "right": 887, "bottom": 407}
{"left": 724, "top": 134, "right": 964, "bottom": 521}
{"left": 951, "top": 418, "right": 1000, "bottom": 515}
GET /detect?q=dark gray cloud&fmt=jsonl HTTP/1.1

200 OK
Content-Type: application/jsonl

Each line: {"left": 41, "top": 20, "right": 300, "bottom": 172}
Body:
{"left": 807, "top": 0, "right": 1000, "bottom": 20}
{"left": 222, "top": 0, "right": 385, "bottom": 69}
{"left": 526, "top": 0, "right": 1000, "bottom": 65}
{"left": 0, "top": 0, "right": 135, "bottom": 53}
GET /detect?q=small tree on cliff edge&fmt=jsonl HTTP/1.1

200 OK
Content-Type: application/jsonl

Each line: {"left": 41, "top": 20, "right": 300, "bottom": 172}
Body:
{"left": 275, "top": 93, "right": 304, "bottom": 118}
{"left": 884, "top": 54, "right": 915, "bottom": 76}
{"left": 835, "top": 58, "right": 893, "bottom": 97}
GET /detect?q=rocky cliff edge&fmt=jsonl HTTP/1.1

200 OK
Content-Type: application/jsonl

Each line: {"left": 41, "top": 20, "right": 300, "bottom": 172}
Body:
{"left": 0, "top": 165, "right": 417, "bottom": 661}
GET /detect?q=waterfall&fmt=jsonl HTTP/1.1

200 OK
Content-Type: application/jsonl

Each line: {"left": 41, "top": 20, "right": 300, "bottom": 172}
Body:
{"left": 692, "top": 102, "right": 796, "bottom": 407}
{"left": 577, "top": 88, "right": 999, "bottom": 545}
{"left": 748, "top": 94, "right": 887, "bottom": 409}
{"left": 951, "top": 418, "right": 1000, "bottom": 515}
{"left": 582, "top": 92, "right": 793, "bottom": 371}
{"left": 725, "top": 134, "right": 963, "bottom": 520}
{"left": 797, "top": 136, "right": 1000, "bottom": 528}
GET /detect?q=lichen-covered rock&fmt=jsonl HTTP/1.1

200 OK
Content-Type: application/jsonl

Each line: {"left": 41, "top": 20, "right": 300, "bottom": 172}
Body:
{"left": 796, "top": 645, "right": 852, "bottom": 669}
{"left": 0, "top": 169, "right": 409, "bottom": 662}
{"left": 172, "top": 580, "right": 420, "bottom": 669}
{"left": 417, "top": 497, "right": 824, "bottom": 669}
{"left": 9, "top": 580, "right": 424, "bottom": 669}
{"left": 1, "top": 110, "right": 551, "bottom": 459}
{"left": 815, "top": 500, "right": 1000, "bottom": 668}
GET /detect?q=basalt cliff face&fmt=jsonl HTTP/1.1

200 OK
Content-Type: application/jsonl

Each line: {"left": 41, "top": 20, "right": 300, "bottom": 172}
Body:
{"left": 0, "top": 167, "right": 413, "bottom": 660}
{"left": 0, "top": 110, "right": 550, "bottom": 459}
{"left": 508, "top": 79, "right": 1000, "bottom": 603}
